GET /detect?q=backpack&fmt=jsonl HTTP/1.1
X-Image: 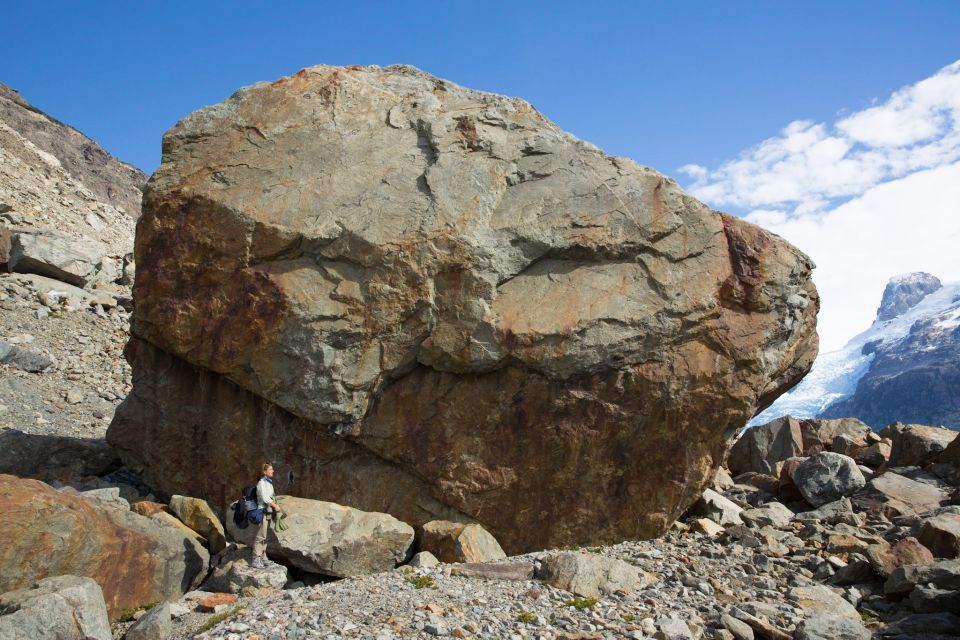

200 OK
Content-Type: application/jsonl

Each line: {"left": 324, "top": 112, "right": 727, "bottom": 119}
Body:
{"left": 232, "top": 485, "right": 260, "bottom": 529}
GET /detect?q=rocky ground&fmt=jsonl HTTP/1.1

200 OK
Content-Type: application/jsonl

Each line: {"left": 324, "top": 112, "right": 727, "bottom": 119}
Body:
{"left": 0, "top": 81, "right": 139, "bottom": 439}
{"left": 105, "top": 416, "right": 960, "bottom": 640}
{"left": 0, "top": 272, "right": 131, "bottom": 437}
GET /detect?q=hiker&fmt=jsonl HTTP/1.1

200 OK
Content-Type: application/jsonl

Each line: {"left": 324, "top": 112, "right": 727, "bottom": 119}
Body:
{"left": 252, "top": 462, "right": 280, "bottom": 568}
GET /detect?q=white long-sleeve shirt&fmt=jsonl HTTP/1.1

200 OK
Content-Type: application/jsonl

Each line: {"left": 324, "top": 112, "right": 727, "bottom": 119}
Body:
{"left": 256, "top": 477, "right": 275, "bottom": 511}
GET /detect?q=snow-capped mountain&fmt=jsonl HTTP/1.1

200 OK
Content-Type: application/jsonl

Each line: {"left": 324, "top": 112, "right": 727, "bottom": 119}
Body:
{"left": 752, "top": 273, "right": 960, "bottom": 429}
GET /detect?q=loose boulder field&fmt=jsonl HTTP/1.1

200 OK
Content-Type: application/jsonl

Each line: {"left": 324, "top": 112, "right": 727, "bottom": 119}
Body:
{"left": 107, "top": 64, "right": 819, "bottom": 552}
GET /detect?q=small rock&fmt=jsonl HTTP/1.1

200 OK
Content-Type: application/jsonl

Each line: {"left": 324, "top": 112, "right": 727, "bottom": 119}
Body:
{"left": 794, "top": 452, "right": 865, "bottom": 507}
{"left": 125, "top": 602, "right": 171, "bottom": 640}
{"left": 408, "top": 551, "right": 440, "bottom": 568}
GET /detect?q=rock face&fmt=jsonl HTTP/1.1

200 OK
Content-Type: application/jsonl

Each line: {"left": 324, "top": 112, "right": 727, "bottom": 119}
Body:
{"left": 0, "top": 475, "right": 208, "bottom": 620}
{"left": 107, "top": 65, "right": 819, "bottom": 553}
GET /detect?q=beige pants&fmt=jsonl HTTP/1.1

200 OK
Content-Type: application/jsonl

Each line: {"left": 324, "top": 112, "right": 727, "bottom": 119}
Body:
{"left": 253, "top": 515, "right": 270, "bottom": 559}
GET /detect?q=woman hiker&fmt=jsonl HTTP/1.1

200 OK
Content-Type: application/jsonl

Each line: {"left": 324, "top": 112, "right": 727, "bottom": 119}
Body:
{"left": 252, "top": 462, "right": 280, "bottom": 568}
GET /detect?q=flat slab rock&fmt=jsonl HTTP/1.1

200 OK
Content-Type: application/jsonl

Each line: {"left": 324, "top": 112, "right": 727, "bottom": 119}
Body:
{"left": 536, "top": 551, "right": 656, "bottom": 598}
{"left": 448, "top": 561, "right": 535, "bottom": 581}
{"left": 108, "top": 64, "right": 818, "bottom": 553}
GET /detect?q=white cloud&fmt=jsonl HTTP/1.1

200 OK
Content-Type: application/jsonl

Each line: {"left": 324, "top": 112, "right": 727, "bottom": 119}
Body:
{"left": 749, "top": 162, "right": 960, "bottom": 351}
{"left": 683, "top": 60, "right": 960, "bottom": 211}
{"left": 679, "top": 60, "right": 960, "bottom": 352}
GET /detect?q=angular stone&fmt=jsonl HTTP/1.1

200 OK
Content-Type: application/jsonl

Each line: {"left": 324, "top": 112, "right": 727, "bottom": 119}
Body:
{"left": 800, "top": 418, "right": 873, "bottom": 454}
{"left": 794, "top": 452, "right": 866, "bottom": 507}
{"left": 712, "top": 467, "right": 735, "bottom": 491}
{"left": 537, "top": 551, "right": 656, "bottom": 598}
{"left": 867, "top": 537, "right": 935, "bottom": 577}
{"left": 76, "top": 486, "right": 130, "bottom": 511}
{"left": 0, "top": 343, "right": 55, "bottom": 373}
{"left": 728, "top": 607, "right": 792, "bottom": 640}
{"left": 8, "top": 229, "right": 102, "bottom": 287}
{"left": 202, "top": 548, "right": 288, "bottom": 596}
{"left": 741, "top": 502, "right": 794, "bottom": 528}
{"left": 854, "top": 440, "right": 891, "bottom": 468}
{"left": 408, "top": 551, "right": 440, "bottom": 568}
{"left": 733, "top": 472, "right": 780, "bottom": 494}
{"left": 131, "top": 500, "right": 169, "bottom": 518}
{"left": 150, "top": 510, "right": 207, "bottom": 546}
{"left": 0, "top": 430, "right": 119, "bottom": 483}
{"left": 827, "top": 534, "right": 870, "bottom": 554}
{"left": 448, "top": 561, "right": 535, "bottom": 581}
{"left": 939, "top": 432, "right": 960, "bottom": 465}
{"left": 777, "top": 456, "right": 807, "bottom": 502}
{"left": 918, "top": 513, "right": 960, "bottom": 558}
{"left": 420, "top": 520, "right": 506, "bottom": 564}
{"left": 884, "top": 560, "right": 960, "bottom": 595}
{"left": 729, "top": 417, "right": 805, "bottom": 476}
{"left": 882, "top": 423, "right": 957, "bottom": 468}
{"left": 125, "top": 602, "right": 171, "bottom": 640}
{"left": 720, "top": 614, "right": 754, "bottom": 640}
{"left": 692, "top": 489, "right": 744, "bottom": 526}
{"left": 830, "top": 560, "right": 876, "bottom": 586}
{"left": 909, "top": 585, "right": 960, "bottom": 614}
{"left": 107, "top": 64, "right": 819, "bottom": 553}
{"left": 226, "top": 496, "right": 413, "bottom": 577}
{"left": 0, "top": 575, "right": 111, "bottom": 640}
{"left": 0, "top": 474, "right": 208, "bottom": 620}
{"left": 790, "top": 585, "right": 870, "bottom": 640}
{"left": 656, "top": 617, "right": 694, "bottom": 640}
{"left": 852, "top": 472, "right": 948, "bottom": 517}
{"left": 195, "top": 592, "right": 239, "bottom": 613}
{"left": 690, "top": 517, "right": 725, "bottom": 537}
{"left": 169, "top": 495, "right": 227, "bottom": 554}
{"left": 878, "top": 612, "right": 960, "bottom": 637}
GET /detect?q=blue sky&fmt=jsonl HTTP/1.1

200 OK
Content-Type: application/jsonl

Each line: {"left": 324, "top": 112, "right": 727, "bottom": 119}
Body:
{"left": 4, "top": 2, "right": 960, "bottom": 350}
{"left": 4, "top": 2, "right": 958, "bottom": 178}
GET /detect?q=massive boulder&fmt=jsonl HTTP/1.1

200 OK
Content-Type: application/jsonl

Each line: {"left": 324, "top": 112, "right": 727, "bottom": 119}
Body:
{"left": 107, "top": 65, "right": 818, "bottom": 553}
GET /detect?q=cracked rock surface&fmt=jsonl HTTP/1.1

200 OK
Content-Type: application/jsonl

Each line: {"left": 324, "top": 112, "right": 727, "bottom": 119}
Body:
{"left": 109, "top": 65, "right": 819, "bottom": 553}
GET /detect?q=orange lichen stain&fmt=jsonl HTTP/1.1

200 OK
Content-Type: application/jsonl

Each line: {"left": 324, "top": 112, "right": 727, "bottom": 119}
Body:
{"left": 455, "top": 116, "right": 482, "bottom": 151}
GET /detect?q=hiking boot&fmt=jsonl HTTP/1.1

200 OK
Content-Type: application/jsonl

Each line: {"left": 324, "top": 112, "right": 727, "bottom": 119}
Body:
{"left": 251, "top": 557, "right": 265, "bottom": 569}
